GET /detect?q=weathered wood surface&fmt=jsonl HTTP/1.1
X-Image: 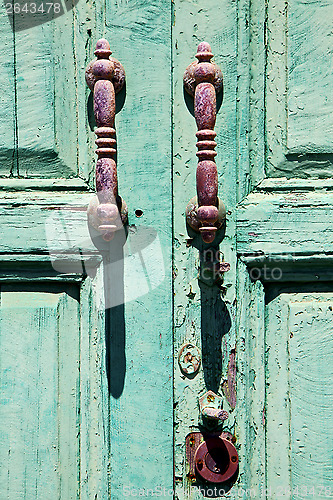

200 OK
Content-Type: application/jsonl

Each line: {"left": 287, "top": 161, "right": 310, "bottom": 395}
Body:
{"left": 235, "top": 1, "right": 269, "bottom": 497}
{"left": 289, "top": 300, "right": 333, "bottom": 494}
{"left": 0, "top": 0, "right": 332, "bottom": 498}
{"left": 266, "top": 0, "right": 333, "bottom": 178}
{"left": 0, "top": 5, "right": 90, "bottom": 181}
{"left": 236, "top": 265, "right": 266, "bottom": 497}
{"left": 237, "top": 0, "right": 333, "bottom": 497}
{"left": 237, "top": 187, "right": 333, "bottom": 257}
{"left": 0, "top": 277, "right": 112, "bottom": 500}
{"left": 0, "top": 285, "right": 80, "bottom": 499}
{"left": 96, "top": 0, "right": 174, "bottom": 495}
{"left": 0, "top": 191, "right": 94, "bottom": 254}
{"left": 0, "top": 10, "right": 16, "bottom": 176}
{"left": 1, "top": 1, "right": 174, "bottom": 497}
{"left": 266, "top": 289, "right": 333, "bottom": 498}
{"left": 173, "top": 0, "right": 240, "bottom": 497}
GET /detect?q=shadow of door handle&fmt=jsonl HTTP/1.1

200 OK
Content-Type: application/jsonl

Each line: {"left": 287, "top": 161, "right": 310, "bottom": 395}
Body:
{"left": 184, "top": 42, "right": 226, "bottom": 244}
{"left": 86, "top": 39, "right": 128, "bottom": 241}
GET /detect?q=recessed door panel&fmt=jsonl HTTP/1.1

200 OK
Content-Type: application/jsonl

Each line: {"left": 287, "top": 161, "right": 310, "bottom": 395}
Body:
{"left": 0, "top": 284, "right": 80, "bottom": 499}
{"left": 266, "top": 289, "right": 333, "bottom": 498}
{"left": 0, "top": 11, "right": 88, "bottom": 180}
{"left": 288, "top": 0, "right": 333, "bottom": 152}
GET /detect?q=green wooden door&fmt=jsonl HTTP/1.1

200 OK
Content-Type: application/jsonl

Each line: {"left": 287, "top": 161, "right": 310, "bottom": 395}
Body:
{"left": 1, "top": 0, "right": 333, "bottom": 499}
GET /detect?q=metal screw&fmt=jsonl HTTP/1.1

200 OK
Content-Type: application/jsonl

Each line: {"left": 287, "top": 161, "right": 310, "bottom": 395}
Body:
{"left": 196, "top": 459, "right": 203, "bottom": 471}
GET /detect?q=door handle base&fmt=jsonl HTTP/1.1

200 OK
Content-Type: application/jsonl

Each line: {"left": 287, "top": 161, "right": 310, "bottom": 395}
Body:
{"left": 185, "top": 196, "right": 226, "bottom": 240}
{"left": 87, "top": 195, "right": 128, "bottom": 241}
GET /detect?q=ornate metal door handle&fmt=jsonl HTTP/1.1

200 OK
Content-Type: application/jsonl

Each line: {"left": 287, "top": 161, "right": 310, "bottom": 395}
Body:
{"left": 86, "top": 39, "right": 127, "bottom": 241}
{"left": 184, "top": 42, "right": 226, "bottom": 244}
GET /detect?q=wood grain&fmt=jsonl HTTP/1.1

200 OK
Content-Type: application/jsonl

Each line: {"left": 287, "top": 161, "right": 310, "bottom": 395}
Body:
{"left": 100, "top": 0, "right": 174, "bottom": 494}
{"left": 0, "top": 285, "right": 80, "bottom": 499}
{"left": 0, "top": 191, "right": 94, "bottom": 254}
{"left": 173, "top": 0, "right": 239, "bottom": 497}
{"left": 266, "top": 0, "right": 333, "bottom": 177}
{"left": 10, "top": 10, "right": 88, "bottom": 180}
{"left": 288, "top": 0, "right": 333, "bottom": 152}
{"left": 0, "top": 0, "right": 332, "bottom": 497}
{"left": 0, "top": 9, "right": 16, "bottom": 177}
{"left": 237, "top": 189, "right": 333, "bottom": 257}
{"left": 289, "top": 300, "right": 333, "bottom": 493}
{"left": 266, "top": 291, "right": 333, "bottom": 497}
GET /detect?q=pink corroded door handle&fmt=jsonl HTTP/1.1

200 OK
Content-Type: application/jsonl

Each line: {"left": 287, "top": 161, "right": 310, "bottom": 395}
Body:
{"left": 86, "top": 39, "right": 127, "bottom": 241}
{"left": 184, "top": 42, "right": 226, "bottom": 244}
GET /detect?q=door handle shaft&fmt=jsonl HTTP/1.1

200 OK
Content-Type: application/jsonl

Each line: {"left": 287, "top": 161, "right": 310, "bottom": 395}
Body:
{"left": 86, "top": 39, "right": 127, "bottom": 241}
{"left": 184, "top": 42, "right": 226, "bottom": 244}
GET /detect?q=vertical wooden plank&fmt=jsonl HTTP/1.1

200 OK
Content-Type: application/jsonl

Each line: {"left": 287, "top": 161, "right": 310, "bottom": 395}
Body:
{"left": 265, "top": 0, "right": 333, "bottom": 177}
{"left": 72, "top": 0, "right": 95, "bottom": 186}
{"left": 247, "top": 0, "right": 266, "bottom": 189}
{"left": 0, "top": 8, "right": 16, "bottom": 176}
{"left": 265, "top": 291, "right": 292, "bottom": 497}
{"left": 96, "top": 0, "right": 174, "bottom": 494}
{"left": 237, "top": 263, "right": 266, "bottom": 496}
{"left": 52, "top": 14, "right": 79, "bottom": 179}
{"left": 288, "top": 300, "right": 333, "bottom": 495}
{"left": 79, "top": 274, "right": 110, "bottom": 499}
{"left": 57, "top": 286, "right": 80, "bottom": 499}
{"left": 173, "top": 0, "right": 238, "bottom": 498}
{"left": 265, "top": 0, "right": 288, "bottom": 175}
{"left": 15, "top": 25, "right": 57, "bottom": 177}
{"left": 266, "top": 291, "right": 333, "bottom": 498}
{"left": 0, "top": 290, "right": 59, "bottom": 499}
{"left": 236, "top": 0, "right": 251, "bottom": 199}
{"left": 236, "top": 7, "right": 267, "bottom": 489}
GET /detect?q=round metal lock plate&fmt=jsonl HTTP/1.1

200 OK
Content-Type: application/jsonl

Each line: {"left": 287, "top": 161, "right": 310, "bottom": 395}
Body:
{"left": 194, "top": 437, "right": 239, "bottom": 484}
{"left": 178, "top": 343, "right": 201, "bottom": 376}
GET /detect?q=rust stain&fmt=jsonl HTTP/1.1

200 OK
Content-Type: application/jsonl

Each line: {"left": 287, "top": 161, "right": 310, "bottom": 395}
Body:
{"left": 41, "top": 206, "right": 87, "bottom": 211}
{"left": 222, "top": 348, "right": 236, "bottom": 409}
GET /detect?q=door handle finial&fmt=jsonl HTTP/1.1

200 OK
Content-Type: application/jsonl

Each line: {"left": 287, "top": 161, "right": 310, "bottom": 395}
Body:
{"left": 86, "top": 39, "right": 127, "bottom": 241}
{"left": 184, "top": 42, "right": 226, "bottom": 244}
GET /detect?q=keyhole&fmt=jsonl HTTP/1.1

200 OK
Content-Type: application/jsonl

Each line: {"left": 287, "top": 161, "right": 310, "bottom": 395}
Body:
{"left": 205, "top": 447, "right": 229, "bottom": 475}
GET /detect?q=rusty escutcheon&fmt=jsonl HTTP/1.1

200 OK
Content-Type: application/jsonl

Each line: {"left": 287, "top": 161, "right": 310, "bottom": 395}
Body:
{"left": 178, "top": 343, "right": 201, "bottom": 376}
{"left": 186, "top": 431, "right": 238, "bottom": 484}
